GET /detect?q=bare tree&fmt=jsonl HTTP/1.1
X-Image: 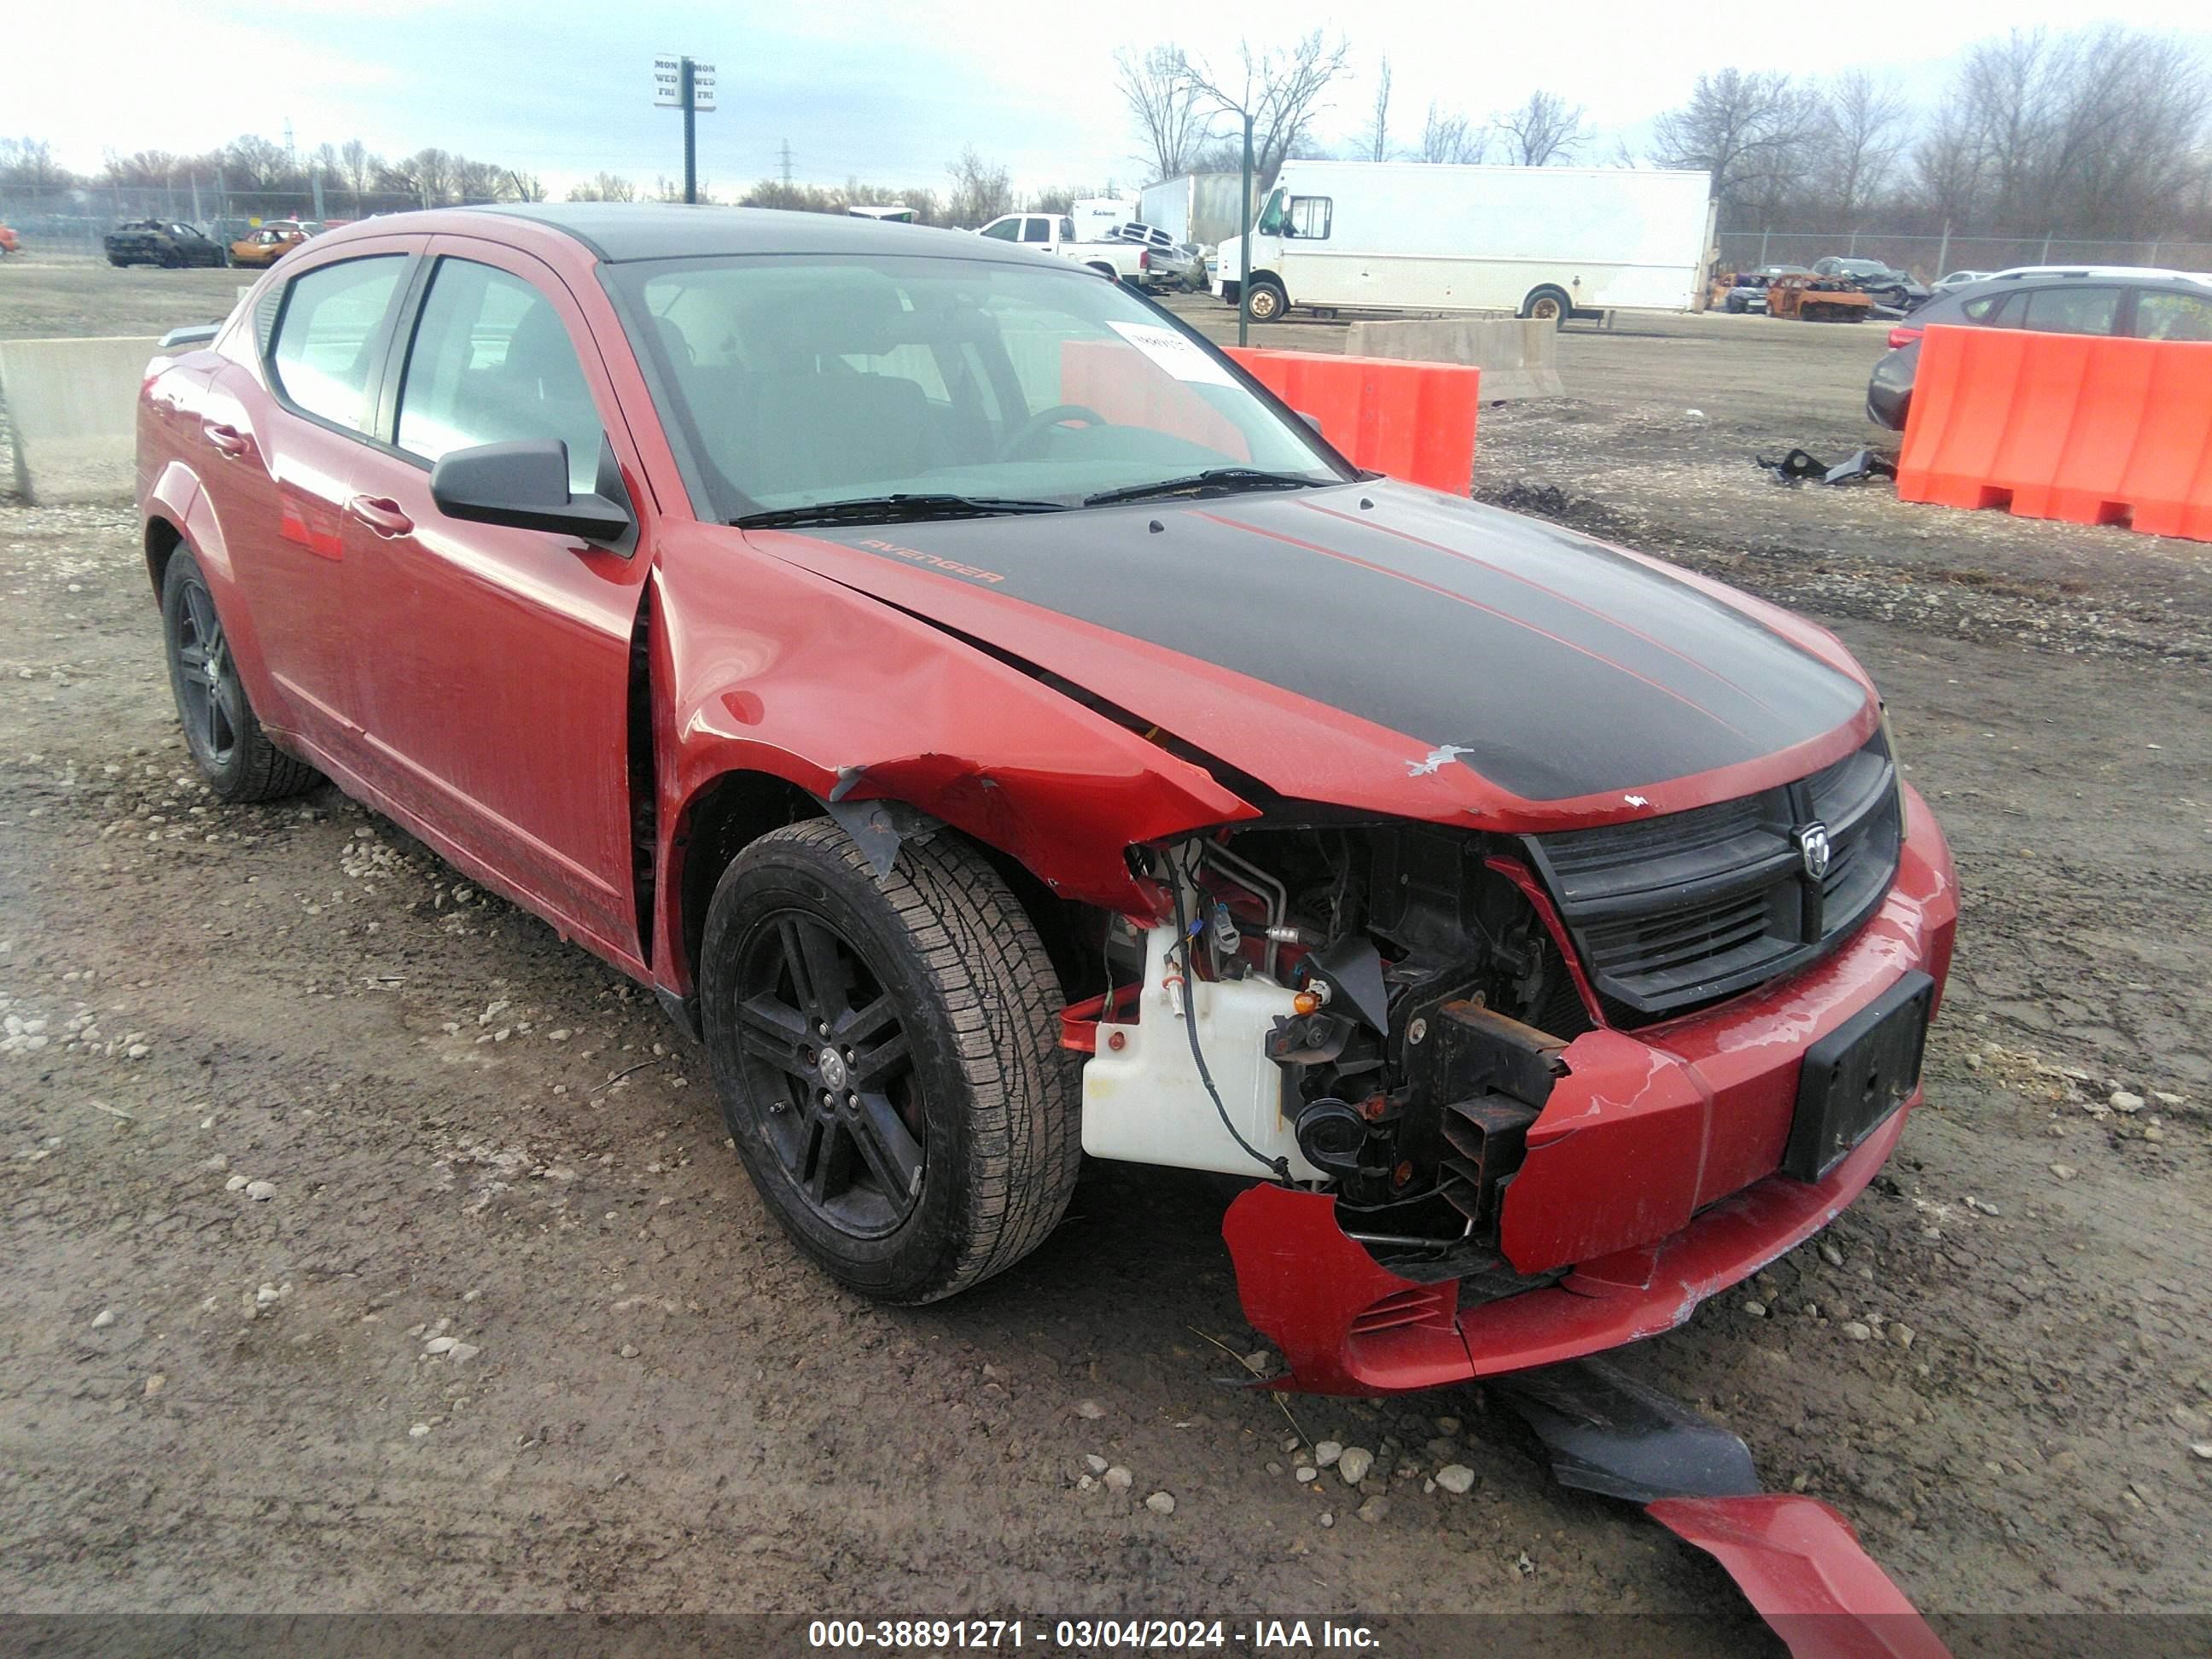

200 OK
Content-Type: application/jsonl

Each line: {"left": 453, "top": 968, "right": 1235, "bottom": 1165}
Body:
{"left": 451, "top": 156, "right": 505, "bottom": 202}
{"left": 1361, "top": 58, "right": 1393, "bottom": 162}
{"left": 1651, "top": 68, "right": 1822, "bottom": 218}
{"left": 1179, "top": 31, "right": 1353, "bottom": 190}
{"left": 501, "top": 170, "right": 548, "bottom": 202}
{"left": 339, "top": 139, "right": 376, "bottom": 214}
{"left": 1416, "top": 102, "right": 1486, "bottom": 166}
{"left": 565, "top": 172, "right": 638, "bottom": 203}
{"left": 222, "top": 134, "right": 292, "bottom": 192}
{"left": 102, "top": 150, "right": 187, "bottom": 189}
{"left": 946, "top": 147, "right": 1013, "bottom": 224}
{"left": 1115, "top": 45, "right": 1213, "bottom": 183}
{"left": 0, "top": 137, "right": 72, "bottom": 190}
{"left": 1814, "top": 69, "right": 1908, "bottom": 221}
{"left": 1496, "top": 90, "right": 1586, "bottom": 167}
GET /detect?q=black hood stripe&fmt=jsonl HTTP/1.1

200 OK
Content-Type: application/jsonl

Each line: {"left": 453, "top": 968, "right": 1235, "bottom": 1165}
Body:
{"left": 1194, "top": 509, "right": 1753, "bottom": 743}
{"left": 1293, "top": 498, "right": 1791, "bottom": 722}
{"left": 769, "top": 483, "right": 1867, "bottom": 804}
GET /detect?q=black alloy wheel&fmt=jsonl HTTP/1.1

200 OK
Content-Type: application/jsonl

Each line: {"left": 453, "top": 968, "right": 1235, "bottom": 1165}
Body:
{"left": 160, "top": 549, "right": 320, "bottom": 802}
{"left": 170, "top": 567, "right": 242, "bottom": 773}
{"left": 728, "top": 908, "right": 926, "bottom": 1237}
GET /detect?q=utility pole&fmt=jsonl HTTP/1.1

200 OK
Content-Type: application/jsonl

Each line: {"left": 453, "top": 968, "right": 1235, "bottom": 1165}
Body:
{"left": 780, "top": 139, "right": 794, "bottom": 188}
{"left": 1237, "top": 112, "right": 1254, "bottom": 348}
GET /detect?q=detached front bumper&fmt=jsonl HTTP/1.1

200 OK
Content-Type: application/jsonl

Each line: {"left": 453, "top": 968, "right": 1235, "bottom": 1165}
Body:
{"left": 1225, "top": 783, "right": 1958, "bottom": 1396}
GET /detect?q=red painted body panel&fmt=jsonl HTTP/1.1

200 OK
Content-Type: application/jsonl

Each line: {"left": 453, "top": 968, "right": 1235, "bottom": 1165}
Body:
{"left": 1646, "top": 1495, "right": 1951, "bottom": 1659}
{"left": 1224, "top": 785, "right": 1955, "bottom": 1394}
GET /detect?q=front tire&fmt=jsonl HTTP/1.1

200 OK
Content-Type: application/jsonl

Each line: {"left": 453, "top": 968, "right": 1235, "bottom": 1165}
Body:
{"left": 701, "top": 818, "right": 1080, "bottom": 1304}
{"left": 1244, "top": 276, "right": 1287, "bottom": 322}
{"left": 161, "top": 549, "right": 320, "bottom": 803}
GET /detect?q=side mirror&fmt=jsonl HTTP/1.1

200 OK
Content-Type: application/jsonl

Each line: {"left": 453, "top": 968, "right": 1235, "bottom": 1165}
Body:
{"left": 429, "top": 438, "right": 633, "bottom": 545}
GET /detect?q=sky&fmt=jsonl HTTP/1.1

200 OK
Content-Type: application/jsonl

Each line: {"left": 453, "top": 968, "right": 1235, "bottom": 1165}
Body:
{"left": 15, "top": 0, "right": 2212, "bottom": 198}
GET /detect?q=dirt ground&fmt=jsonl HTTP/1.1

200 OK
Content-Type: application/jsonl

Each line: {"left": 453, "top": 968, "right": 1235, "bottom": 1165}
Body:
{"left": 3, "top": 258, "right": 2209, "bottom": 1639}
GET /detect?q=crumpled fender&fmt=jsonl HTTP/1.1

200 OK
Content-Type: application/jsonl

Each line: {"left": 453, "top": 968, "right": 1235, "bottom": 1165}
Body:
{"left": 648, "top": 521, "right": 1254, "bottom": 989}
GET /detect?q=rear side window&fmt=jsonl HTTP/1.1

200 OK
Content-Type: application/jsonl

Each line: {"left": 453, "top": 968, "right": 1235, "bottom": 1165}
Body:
{"left": 1963, "top": 291, "right": 2023, "bottom": 327}
{"left": 2022, "top": 286, "right": 2119, "bottom": 335}
{"left": 2134, "top": 289, "right": 2212, "bottom": 342}
{"left": 395, "top": 259, "right": 607, "bottom": 494}
{"left": 1020, "top": 218, "right": 1051, "bottom": 244}
{"left": 269, "top": 255, "right": 407, "bottom": 430}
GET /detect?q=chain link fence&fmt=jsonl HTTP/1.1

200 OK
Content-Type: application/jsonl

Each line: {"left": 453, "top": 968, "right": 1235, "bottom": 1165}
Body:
{"left": 1719, "top": 229, "right": 2212, "bottom": 281}
{"left": 0, "top": 184, "right": 475, "bottom": 260}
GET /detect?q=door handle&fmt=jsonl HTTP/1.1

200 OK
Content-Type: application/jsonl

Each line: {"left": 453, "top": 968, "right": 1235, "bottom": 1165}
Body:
{"left": 202, "top": 421, "right": 252, "bottom": 458}
{"left": 345, "top": 495, "right": 415, "bottom": 538}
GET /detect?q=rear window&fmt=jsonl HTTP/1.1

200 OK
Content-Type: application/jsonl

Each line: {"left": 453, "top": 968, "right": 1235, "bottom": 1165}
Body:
{"left": 2134, "top": 289, "right": 2212, "bottom": 342}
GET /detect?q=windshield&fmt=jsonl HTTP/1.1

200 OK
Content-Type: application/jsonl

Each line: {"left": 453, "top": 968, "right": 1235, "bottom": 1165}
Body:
{"left": 609, "top": 252, "right": 1348, "bottom": 521}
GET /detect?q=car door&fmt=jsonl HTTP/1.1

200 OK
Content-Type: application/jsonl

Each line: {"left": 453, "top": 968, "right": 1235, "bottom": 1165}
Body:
{"left": 198, "top": 238, "right": 418, "bottom": 759}
{"left": 337, "top": 236, "right": 652, "bottom": 963}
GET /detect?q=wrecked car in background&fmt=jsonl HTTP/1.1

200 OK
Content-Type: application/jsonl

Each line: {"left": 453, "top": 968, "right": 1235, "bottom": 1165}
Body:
{"left": 137, "top": 203, "right": 1956, "bottom": 1396}
{"left": 1720, "top": 263, "right": 1812, "bottom": 312}
{"left": 1812, "top": 256, "right": 1930, "bottom": 311}
{"left": 104, "top": 218, "right": 228, "bottom": 268}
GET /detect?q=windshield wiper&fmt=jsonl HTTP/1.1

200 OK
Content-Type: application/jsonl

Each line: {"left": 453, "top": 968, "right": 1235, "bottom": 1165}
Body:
{"left": 1082, "top": 468, "right": 1330, "bottom": 508}
{"left": 732, "top": 493, "right": 1068, "bottom": 530}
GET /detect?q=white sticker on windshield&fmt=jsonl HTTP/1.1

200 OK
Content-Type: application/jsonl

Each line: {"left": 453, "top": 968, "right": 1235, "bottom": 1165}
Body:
{"left": 1106, "top": 320, "right": 1237, "bottom": 387}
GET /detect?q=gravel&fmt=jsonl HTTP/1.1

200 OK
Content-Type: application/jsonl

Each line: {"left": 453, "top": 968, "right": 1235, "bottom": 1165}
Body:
{"left": 1144, "top": 1492, "right": 1175, "bottom": 1515}
{"left": 1436, "top": 1464, "right": 1476, "bottom": 1494}
{"left": 1336, "top": 1447, "right": 1375, "bottom": 1486}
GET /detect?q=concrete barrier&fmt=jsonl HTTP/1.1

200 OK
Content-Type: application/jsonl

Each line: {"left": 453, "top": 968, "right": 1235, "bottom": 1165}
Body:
{"left": 0, "top": 335, "right": 159, "bottom": 504}
{"left": 1340, "top": 317, "right": 1564, "bottom": 400}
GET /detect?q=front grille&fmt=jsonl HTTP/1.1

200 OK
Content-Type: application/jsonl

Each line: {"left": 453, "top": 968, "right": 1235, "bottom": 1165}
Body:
{"left": 1527, "top": 731, "right": 1901, "bottom": 1023}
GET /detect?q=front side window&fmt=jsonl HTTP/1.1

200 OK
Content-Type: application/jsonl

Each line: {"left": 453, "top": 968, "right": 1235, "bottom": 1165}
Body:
{"left": 1287, "top": 197, "right": 1333, "bottom": 240}
{"left": 1256, "top": 189, "right": 1288, "bottom": 236}
{"left": 1057, "top": 217, "right": 1077, "bottom": 243}
{"left": 616, "top": 253, "right": 1348, "bottom": 521}
{"left": 2021, "top": 286, "right": 2119, "bottom": 335}
{"left": 978, "top": 218, "right": 1019, "bottom": 242}
{"left": 268, "top": 254, "right": 407, "bottom": 429}
{"left": 395, "top": 259, "right": 605, "bottom": 494}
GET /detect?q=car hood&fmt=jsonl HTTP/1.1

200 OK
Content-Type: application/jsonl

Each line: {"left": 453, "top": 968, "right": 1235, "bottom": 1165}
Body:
{"left": 738, "top": 481, "right": 1874, "bottom": 829}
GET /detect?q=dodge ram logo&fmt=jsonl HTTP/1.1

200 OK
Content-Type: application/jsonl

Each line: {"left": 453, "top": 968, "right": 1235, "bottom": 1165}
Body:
{"left": 1796, "top": 822, "right": 1833, "bottom": 882}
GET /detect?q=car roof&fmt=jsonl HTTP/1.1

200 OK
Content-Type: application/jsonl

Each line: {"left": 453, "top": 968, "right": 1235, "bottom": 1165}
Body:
{"left": 1988, "top": 265, "right": 2209, "bottom": 282}
{"left": 1917, "top": 266, "right": 2212, "bottom": 316}
{"left": 393, "top": 202, "right": 1048, "bottom": 267}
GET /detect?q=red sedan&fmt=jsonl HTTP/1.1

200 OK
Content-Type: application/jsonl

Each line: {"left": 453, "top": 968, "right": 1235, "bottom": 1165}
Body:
{"left": 137, "top": 206, "right": 1955, "bottom": 1394}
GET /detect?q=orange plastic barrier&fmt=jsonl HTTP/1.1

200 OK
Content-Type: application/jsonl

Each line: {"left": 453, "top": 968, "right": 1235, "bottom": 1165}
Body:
{"left": 1895, "top": 324, "right": 2212, "bottom": 541}
{"left": 1058, "top": 338, "right": 1253, "bottom": 459}
{"left": 1226, "top": 346, "right": 1481, "bottom": 495}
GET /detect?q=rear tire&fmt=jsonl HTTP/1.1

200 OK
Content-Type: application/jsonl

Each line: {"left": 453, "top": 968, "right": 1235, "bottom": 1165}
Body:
{"left": 1245, "top": 276, "right": 1287, "bottom": 322}
{"left": 700, "top": 818, "right": 1080, "bottom": 1304}
{"left": 1522, "top": 285, "right": 1574, "bottom": 327}
{"left": 160, "top": 549, "right": 320, "bottom": 803}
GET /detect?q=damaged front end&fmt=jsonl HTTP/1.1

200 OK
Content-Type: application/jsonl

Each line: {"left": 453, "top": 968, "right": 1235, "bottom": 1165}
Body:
{"left": 1066, "top": 740, "right": 1957, "bottom": 1397}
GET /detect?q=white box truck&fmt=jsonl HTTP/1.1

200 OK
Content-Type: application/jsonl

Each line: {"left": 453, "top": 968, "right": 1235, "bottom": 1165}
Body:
{"left": 1214, "top": 160, "right": 1716, "bottom": 325}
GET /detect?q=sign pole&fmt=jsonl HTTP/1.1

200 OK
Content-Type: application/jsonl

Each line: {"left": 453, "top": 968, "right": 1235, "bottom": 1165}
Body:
{"left": 682, "top": 56, "right": 698, "bottom": 205}
{"left": 1237, "top": 113, "right": 1254, "bottom": 348}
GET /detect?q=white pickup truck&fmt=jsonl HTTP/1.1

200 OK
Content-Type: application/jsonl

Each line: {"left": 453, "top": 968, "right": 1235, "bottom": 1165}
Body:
{"left": 975, "top": 213, "right": 1152, "bottom": 287}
